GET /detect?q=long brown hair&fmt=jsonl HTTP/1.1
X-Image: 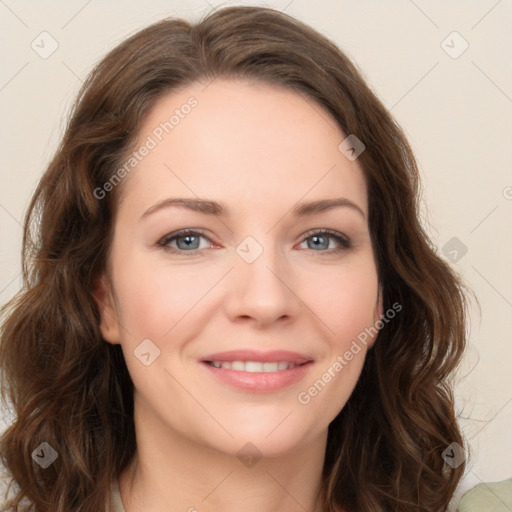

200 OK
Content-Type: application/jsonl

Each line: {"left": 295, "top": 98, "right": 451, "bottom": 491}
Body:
{"left": 0, "top": 6, "right": 474, "bottom": 511}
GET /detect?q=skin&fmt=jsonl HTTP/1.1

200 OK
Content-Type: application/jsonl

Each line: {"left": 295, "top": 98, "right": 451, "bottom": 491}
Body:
{"left": 94, "top": 79, "right": 383, "bottom": 512}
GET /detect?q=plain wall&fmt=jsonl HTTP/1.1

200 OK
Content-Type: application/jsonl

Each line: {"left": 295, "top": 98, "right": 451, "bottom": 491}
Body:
{"left": 1, "top": 1, "right": 511, "bottom": 509}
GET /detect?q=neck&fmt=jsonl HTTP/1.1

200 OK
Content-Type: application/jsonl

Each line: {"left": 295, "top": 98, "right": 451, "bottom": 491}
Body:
{"left": 118, "top": 399, "right": 329, "bottom": 512}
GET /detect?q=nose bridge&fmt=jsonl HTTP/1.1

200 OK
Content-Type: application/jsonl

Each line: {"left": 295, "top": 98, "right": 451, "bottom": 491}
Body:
{"left": 224, "top": 231, "right": 301, "bottom": 324}
{"left": 236, "top": 232, "right": 286, "bottom": 292}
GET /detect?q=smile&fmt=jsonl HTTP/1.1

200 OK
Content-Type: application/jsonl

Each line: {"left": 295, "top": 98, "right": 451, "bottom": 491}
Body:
{"left": 206, "top": 361, "right": 300, "bottom": 372}
{"left": 199, "top": 350, "right": 314, "bottom": 393}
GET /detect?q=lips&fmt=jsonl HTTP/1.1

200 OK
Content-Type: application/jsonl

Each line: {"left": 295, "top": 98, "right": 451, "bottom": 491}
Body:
{"left": 199, "top": 349, "right": 314, "bottom": 393}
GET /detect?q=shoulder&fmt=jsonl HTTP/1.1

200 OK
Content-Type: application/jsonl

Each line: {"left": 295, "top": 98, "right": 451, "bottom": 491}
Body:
{"left": 456, "top": 478, "right": 512, "bottom": 512}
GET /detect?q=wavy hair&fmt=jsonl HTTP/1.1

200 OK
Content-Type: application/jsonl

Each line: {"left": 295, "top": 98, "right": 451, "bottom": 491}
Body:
{"left": 0, "top": 6, "right": 474, "bottom": 511}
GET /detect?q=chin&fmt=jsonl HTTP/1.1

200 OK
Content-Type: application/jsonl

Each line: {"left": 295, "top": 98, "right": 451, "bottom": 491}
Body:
{"left": 202, "top": 423, "right": 315, "bottom": 460}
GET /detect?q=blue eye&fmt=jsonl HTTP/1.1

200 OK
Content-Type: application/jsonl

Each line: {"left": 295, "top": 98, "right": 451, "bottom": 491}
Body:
{"left": 158, "top": 229, "right": 211, "bottom": 255}
{"left": 157, "top": 229, "right": 351, "bottom": 256}
{"left": 298, "top": 229, "right": 352, "bottom": 255}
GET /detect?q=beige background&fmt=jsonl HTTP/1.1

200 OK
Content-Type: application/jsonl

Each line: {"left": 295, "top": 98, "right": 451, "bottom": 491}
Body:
{"left": 1, "top": 0, "right": 511, "bottom": 509}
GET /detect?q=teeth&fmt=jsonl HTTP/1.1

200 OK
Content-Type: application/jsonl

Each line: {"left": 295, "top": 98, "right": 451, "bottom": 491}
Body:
{"left": 231, "top": 361, "right": 245, "bottom": 371}
{"left": 246, "top": 361, "right": 264, "bottom": 372}
{"left": 208, "top": 361, "right": 296, "bottom": 372}
{"left": 262, "top": 362, "right": 278, "bottom": 372}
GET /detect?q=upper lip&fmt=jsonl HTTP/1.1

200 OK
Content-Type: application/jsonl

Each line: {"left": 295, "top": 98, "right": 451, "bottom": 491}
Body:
{"left": 200, "top": 350, "right": 313, "bottom": 365}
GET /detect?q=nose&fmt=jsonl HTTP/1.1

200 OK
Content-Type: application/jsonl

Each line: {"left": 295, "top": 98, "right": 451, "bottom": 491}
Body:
{"left": 223, "top": 237, "right": 302, "bottom": 328}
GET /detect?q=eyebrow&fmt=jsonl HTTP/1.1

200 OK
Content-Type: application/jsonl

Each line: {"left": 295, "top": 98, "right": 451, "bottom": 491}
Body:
{"left": 140, "top": 197, "right": 366, "bottom": 220}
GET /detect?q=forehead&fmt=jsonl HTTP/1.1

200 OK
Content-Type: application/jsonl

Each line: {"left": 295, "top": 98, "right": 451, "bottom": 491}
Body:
{"left": 117, "top": 79, "right": 368, "bottom": 220}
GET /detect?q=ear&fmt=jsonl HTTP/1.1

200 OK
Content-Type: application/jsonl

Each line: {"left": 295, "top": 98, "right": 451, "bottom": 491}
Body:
{"left": 92, "top": 272, "right": 121, "bottom": 345}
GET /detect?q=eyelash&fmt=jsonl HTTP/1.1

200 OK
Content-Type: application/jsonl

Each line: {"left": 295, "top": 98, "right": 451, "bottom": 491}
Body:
{"left": 157, "top": 228, "right": 352, "bottom": 256}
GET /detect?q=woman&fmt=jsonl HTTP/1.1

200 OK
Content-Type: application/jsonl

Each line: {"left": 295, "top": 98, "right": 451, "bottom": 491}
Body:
{"left": 0, "top": 6, "right": 473, "bottom": 511}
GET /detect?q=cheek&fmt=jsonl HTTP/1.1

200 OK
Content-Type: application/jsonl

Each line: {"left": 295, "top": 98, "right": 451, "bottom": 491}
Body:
{"left": 296, "top": 267, "right": 377, "bottom": 420}
{"left": 307, "top": 260, "right": 380, "bottom": 347}
{"left": 112, "top": 253, "right": 223, "bottom": 341}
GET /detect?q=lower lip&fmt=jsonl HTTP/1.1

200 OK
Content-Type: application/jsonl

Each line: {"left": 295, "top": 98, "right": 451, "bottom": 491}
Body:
{"left": 200, "top": 361, "right": 313, "bottom": 393}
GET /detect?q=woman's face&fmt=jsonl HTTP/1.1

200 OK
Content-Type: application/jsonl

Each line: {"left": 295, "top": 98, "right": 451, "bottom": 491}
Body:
{"left": 95, "top": 79, "right": 382, "bottom": 457}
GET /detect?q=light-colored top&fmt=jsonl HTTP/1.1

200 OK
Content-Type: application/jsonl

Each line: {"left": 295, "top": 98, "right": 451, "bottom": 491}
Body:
{"left": 456, "top": 478, "right": 512, "bottom": 512}
{"left": 110, "top": 478, "right": 126, "bottom": 512}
